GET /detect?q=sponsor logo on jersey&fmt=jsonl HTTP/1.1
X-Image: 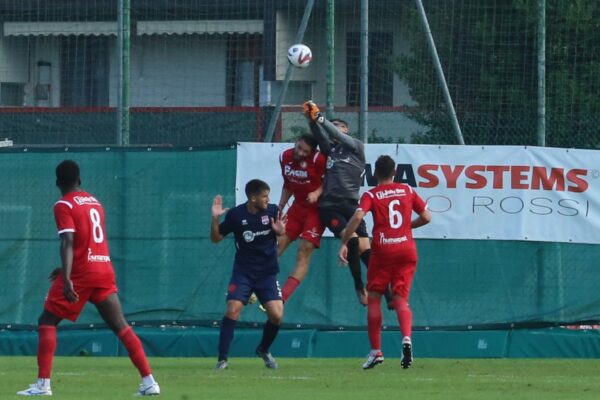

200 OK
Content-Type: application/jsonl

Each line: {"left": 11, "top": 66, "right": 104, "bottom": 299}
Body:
{"left": 87, "top": 248, "right": 111, "bottom": 262}
{"left": 73, "top": 196, "right": 100, "bottom": 206}
{"left": 284, "top": 165, "right": 308, "bottom": 178}
{"left": 379, "top": 233, "right": 408, "bottom": 245}
{"left": 242, "top": 229, "right": 271, "bottom": 242}
{"left": 375, "top": 188, "right": 406, "bottom": 200}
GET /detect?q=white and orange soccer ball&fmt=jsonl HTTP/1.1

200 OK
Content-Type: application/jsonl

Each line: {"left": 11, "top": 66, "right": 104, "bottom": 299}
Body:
{"left": 287, "top": 44, "right": 312, "bottom": 68}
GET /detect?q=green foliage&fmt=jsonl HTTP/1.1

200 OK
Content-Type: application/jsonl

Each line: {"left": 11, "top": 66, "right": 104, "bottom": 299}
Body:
{"left": 392, "top": 0, "right": 600, "bottom": 148}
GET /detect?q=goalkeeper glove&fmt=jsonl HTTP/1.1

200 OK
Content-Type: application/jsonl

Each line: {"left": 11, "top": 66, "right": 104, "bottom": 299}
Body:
{"left": 303, "top": 100, "right": 324, "bottom": 123}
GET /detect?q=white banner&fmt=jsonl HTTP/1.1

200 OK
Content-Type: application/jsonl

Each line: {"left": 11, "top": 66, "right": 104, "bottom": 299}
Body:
{"left": 236, "top": 142, "right": 600, "bottom": 244}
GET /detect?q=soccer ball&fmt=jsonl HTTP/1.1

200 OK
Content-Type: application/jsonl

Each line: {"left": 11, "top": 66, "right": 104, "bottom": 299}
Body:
{"left": 287, "top": 44, "right": 312, "bottom": 68}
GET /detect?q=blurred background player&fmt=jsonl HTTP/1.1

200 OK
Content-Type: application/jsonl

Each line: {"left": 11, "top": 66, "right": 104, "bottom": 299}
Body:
{"left": 17, "top": 160, "right": 159, "bottom": 396}
{"left": 303, "top": 101, "right": 390, "bottom": 307}
{"left": 276, "top": 134, "right": 327, "bottom": 303}
{"left": 210, "top": 179, "right": 286, "bottom": 369}
{"left": 339, "top": 155, "right": 431, "bottom": 370}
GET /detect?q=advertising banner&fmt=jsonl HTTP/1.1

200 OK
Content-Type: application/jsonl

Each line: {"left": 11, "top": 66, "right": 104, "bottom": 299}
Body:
{"left": 237, "top": 143, "right": 600, "bottom": 244}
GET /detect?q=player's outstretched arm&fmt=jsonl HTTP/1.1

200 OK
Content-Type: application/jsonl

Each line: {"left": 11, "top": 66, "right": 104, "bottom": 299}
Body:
{"left": 210, "top": 195, "right": 228, "bottom": 243}
{"left": 411, "top": 209, "right": 432, "bottom": 229}
{"left": 320, "top": 118, "right": 362, "bottom": 153}
{"left": 303, "top": 101, "right": 332, "bottom": 155}
{"left": 338, "top": 210, "right": 365, "bottom": 264}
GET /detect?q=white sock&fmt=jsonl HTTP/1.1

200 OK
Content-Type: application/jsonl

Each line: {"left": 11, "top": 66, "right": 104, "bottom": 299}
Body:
{"left": 142, "top": 375, "right": 156, "bottom": 386}
{"left": 37, "top": 378, "right": 51, "bottom": 388}
{"left": 370, "top": 349, "right": 381, "bottom": 356}
{"left": 402, "top": 336, "right": 412, "bottom": 345}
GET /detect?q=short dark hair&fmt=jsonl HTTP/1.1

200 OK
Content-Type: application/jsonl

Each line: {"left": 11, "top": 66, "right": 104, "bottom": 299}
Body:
{"left": 245, "top": 179, "right": 270, "bottom": 198}
{"left": 330, "top": 118, "right": 349, "bottom": 127}
{"left": 374, "top": 155, "right": 396, "bottom": 180}
{"left": 56, "top": 160, "right": 80, "bottom": 188}
{"left": 297, "top": 133, "right": 318, "bottom": 149}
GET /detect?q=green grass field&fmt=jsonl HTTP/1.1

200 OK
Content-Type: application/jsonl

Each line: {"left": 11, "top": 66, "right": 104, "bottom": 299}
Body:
{"left": 4, "top": 357, "right": 600, "bottom": 400}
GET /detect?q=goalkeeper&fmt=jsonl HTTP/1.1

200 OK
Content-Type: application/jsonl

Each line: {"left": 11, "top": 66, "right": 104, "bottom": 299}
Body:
{"left": 303, "top": 101, "right": 391, "bottom": 307}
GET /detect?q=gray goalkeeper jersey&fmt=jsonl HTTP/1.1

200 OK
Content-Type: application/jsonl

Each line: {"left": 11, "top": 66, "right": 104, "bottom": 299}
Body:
{"left": 308, "top": 119, "right": 365, "bottom": 207}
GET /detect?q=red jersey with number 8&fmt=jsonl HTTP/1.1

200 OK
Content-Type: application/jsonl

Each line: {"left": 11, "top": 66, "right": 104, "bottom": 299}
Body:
{"left": 53, "top": 191, "right": 114, "bottom": 285}
{"left": 358, "top": 183, "right": 427, "bottom": 257}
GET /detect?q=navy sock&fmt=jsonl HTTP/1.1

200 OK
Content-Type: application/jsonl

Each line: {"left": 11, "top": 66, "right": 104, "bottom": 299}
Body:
{"left": 258, "top": 320, "right": 280, "bottom": 352}
{"left": 218, "top": 316, "right": 237, "bottom": 361}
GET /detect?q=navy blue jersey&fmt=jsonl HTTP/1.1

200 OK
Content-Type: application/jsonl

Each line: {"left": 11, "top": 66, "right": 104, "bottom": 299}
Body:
{"left": 218, "top": 203, "right": 280, "bottom": 278}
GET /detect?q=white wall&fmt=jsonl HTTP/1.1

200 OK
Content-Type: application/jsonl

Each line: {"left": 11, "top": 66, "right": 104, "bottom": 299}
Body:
{"left": 0, "top": 36, "right": 60, "bottom": 106}
{"left": 111, "top": 35, "right": 228, "bottom": 107}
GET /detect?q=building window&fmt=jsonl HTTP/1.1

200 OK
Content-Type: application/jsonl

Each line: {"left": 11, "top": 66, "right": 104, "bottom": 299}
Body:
{"left": 60, "top": 36, "right": 109, "bottom": 106}
{"left": 346, "top": 32, "right": 393, "bottom": 106}
{"left": 226, "top": 34, "right": 262, "bottom": 106}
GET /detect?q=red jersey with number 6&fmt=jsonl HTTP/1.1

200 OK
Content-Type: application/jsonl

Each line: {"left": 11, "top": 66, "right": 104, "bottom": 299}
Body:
{"left": 53, "top": 191, "right": 114, "bottom": 285}
{"left": 358, "top": 183, "right": 427, "bottom": 257}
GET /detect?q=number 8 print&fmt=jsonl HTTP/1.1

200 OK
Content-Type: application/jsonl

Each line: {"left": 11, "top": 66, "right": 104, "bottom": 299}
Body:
{"left": 89, "top": 208, "right": 104, "bottom": 243}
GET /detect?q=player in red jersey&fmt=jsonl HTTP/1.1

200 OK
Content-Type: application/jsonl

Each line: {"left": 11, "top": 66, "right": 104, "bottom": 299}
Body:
{"left": 17, "top": 160, "right": 159, "bottom": 396}
{"left": 338, "top": 155, "right": 431, "bottom": 370}
{"left": 276, "top": 134, "right": 327, "bottom": 302}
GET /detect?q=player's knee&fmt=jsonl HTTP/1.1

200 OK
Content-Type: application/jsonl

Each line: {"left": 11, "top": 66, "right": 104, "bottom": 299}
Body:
{"left": 269, "top": 312, "right": 283, "bottom": 325}
{"left": 394, "top": 296, "right": 410, "bottom": 311}
{"left": 225, "top": 302, "right": 243, "bottom": 320}
{"left": 297, "top": 241, "right": 314, "bottom": 259}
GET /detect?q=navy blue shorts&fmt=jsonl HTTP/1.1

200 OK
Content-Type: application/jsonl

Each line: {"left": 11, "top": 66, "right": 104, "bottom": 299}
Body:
{"left": 227, "top": 273, "right": 282, "bottom": 305}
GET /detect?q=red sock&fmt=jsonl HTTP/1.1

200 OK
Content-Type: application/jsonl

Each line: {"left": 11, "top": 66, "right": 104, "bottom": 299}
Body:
{"left": 394, "top": 297, "right": 413, "bottom": 338}
{"left": 118, "top": 326, "right": 152, "bottom": 377}
{"left": 281, "top": 276, "right": 301, "bottom": 302}
{"left": 367, "top": 296, "right": 382, "bottom": 350}
{"left": 37, "top": 325, "right": 57, "bottom": 379}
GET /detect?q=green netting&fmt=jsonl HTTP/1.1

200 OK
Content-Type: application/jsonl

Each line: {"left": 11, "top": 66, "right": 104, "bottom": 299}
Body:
{"left": 1, "top": 149, "right": 599, "bottom": 329}
{"left": 0, "top": 1, "right": 599, "bottom": 148}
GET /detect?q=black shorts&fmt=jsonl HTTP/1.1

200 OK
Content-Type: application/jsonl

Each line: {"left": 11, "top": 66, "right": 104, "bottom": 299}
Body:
{"left": 319, "top": 200, "right": 368, "bottom": 238}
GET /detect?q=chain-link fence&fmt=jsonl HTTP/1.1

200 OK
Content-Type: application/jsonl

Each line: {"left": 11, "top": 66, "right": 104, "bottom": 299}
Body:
{"left": 0, "top": 0, "right": 599, "bottom": 148}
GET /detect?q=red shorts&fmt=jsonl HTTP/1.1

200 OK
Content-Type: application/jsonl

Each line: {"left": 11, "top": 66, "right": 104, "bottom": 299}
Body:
{"left": 285, "top": 203, "right": 325, "bottom": 248}
{"left": 44, "top": 274, "right": 117, "bottom": 322}
{"left": 366, "top": 251, "right": 417, "bottom": 299}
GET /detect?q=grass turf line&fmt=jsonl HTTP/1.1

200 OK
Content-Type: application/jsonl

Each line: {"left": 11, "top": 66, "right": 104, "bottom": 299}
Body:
{"left": 4, "top": 357, "right": 600, "bottom": 400}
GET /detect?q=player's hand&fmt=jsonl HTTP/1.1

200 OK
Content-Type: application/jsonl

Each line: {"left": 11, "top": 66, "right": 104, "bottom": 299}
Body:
{"left": 211, "top": 195, "right": 229, "bottom": 219}
{"left": 62, "top": 278, "right": 79, "bottom": 303}
{"left": 338, "top": 243, "right": 349, "bottom": 265}
{"left": 306, "top": 190, "right": 320, "bottom": 204}
{"left": 48, "top": 267, "right": 61, "bottom": 282}
{"left": 303, "top": 101, "right": 323, "bottom": 123}
{"left": 271, "top": 211, "right": 287, "bottom": 236}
